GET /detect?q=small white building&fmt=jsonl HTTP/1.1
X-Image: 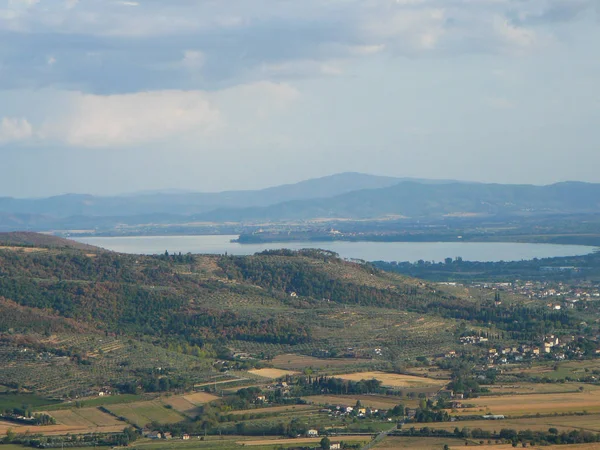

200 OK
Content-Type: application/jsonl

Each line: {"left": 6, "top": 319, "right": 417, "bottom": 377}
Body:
{"left": 307, "top": 429, "right": 319, "bottom": 437}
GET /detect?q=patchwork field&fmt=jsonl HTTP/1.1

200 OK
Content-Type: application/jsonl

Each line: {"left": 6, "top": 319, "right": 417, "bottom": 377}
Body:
{"left": 162, "top": 392, "right": 219, "bottom": 416}
{"left": 248, "top": 368, "right": 298, "bottom": 379}
{"left": 271, "top": 354, "right": 368, "bottom": 370}
{"left": 0, "top": 406, "right": 126, "bottom": 436}
{"left": 106, "top": 400, "right": 186, "bottom": 427}
{"left": 454, "top": 389, "right": 600, "bottom": 416}
{"left": 335, "top": 371, "right": 448, "bottom": 389}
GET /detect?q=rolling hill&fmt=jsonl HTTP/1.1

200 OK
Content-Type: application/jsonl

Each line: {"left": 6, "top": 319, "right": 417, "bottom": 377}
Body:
{"left": 0, "top": 234, "right": 573, "bottom": 397}
{"left": 194, "top": 181, "right": 600, "bottom": 222}
{"left": 3, "top": 175, "right": 600, "bottom": 231}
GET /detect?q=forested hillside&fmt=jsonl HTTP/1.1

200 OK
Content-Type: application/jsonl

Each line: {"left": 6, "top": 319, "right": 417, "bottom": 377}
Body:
{"left": 0, "top": 235, "right": 582, "bottom": 396}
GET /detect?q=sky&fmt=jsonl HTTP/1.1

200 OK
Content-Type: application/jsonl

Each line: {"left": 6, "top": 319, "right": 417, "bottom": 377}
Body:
{"left": 0, "top": 0, "right": 599, "bottom": 197}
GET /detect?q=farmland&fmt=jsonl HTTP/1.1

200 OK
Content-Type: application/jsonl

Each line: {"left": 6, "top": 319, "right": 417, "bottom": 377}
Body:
{"left": 238, "top": 435, "right": 370, "bottom": 446}
{"left": 375, "top": 436, "right": 471, "bottom": 449}
{"left": 247, "top": 368, "right": 298, "bottom": 379}
{"left": 271, "top": 353, "right": 371, "bottom": 370}
{"left": 163, "top": 392, "right": 219, "bottom": 416}
{"left": 461, "top": 445, "right": 600, "bottom": 450}
{"left": 417, "top": 413, "right": 600, "bottom": 433}
{"left": 303, "top": 394, "right": 410, "bottom": 409}
{"left": 452, "top": 388, "right": 600, "bottom": 416}
{"left": 2, "top": 235, "right": 600, "bottom": 449}
{"left": 105, "top": 400, "right": 186, "bottom": 427}
{"left": 0, "top": 409, "right": 126, "bottom": 436}
{"left": 334, "top": 371, "right": 448, "bottom": 389}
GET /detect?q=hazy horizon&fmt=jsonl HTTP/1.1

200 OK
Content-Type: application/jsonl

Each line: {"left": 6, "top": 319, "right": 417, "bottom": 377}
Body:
{"left": 3, "top": 171, "right": 599, "bottom": 199}
{"left": 1, "top": 0, "right": 599, "bottom": 197}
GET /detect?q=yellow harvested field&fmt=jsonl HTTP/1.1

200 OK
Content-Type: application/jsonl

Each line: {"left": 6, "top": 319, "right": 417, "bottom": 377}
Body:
{"left": 271, "top": 353, "right": 366, "bottom": 370}
{"left": 162, "top": 396, "right": 199, "bottom": 416}
{"left": 238, "top": 435, "right": 370, "bottom": 446}
{"left": 304, "top": 394, "right": 415, "bottom": 409}
{"left": 453, "top": 389, "right": 600, "bottom": 416}
{"left": 335, "top": 371, "right": 448, "bottom": 388}
{"left": 248, "top": 368, "right": 298, "bottom": 379}
{"left": 0, "top": 408, "right": 126, "bottom": 436}
{"left": 161, "top": 392, "right": 219, "bottom": 416}
{"left": 183, "top": 392, "right": 220, "bottom": 405}
{"left": 420, "top": 413, "right": 600, "bottom": 434}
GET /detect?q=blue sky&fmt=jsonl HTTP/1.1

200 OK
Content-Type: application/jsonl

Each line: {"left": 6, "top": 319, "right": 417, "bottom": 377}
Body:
{"left": 1, "top": 0, "right": 599, "bottom": 196}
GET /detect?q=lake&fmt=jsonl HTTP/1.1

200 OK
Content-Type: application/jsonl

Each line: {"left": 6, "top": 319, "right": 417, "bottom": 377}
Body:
{"left": 73, "top": 235, "right": 596, "bottom": 263}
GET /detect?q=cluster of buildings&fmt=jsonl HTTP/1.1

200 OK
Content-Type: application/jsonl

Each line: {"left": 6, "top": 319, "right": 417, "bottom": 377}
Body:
{"left": 471, "top": 280, "right": 600, "bottom": 307}
{"left": 453, "top": 333, "right": 600, "bottom": 364}
{"left": 143, "top": 430, "right": 191, "bottom": 440}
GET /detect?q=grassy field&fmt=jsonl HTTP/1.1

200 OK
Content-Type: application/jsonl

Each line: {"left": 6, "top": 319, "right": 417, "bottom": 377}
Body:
{"left": 335, "top": 371, "right": 448, "bottom": 389}
{"left": 247, "top": 368, "right": 298, "bottom": 379}
{"left": 304, "top": 394, "right": 411, "bottom": 409}
{"left": 229, "top": 404, "right": 317, "bottom": 415}
{"left": 375, "top": 436, "right": 470, "bottom": 449}
{"left": 271, "top": 353, "right": 370, "bottom": 370}
{"left": 106, "top": 400, "right": 186, "bottom": 427}
{"left": 485, "top": 382, "right": 597, "bottom": 396}
{"left": 0, "top": 393, "right": 59, "bottom": 410}
{"left": 417, "top": 413, "right": 600, "bottom": 433}
{"left": 511, "top": 360, "right": 600, "bottom": 380}
{"left": 453, "top": 388, "right": 600, "bottom": 416}
{"left": 39, "top": 393, "right": 146, "bottom": 411}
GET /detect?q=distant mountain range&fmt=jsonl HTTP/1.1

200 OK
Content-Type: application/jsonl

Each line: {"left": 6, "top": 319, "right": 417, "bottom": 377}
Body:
{"left": 1, "top": 173, "right": 600, "bottom": 231}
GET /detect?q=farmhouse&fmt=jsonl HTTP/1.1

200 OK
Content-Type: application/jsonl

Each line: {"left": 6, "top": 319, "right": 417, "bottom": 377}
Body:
{"left": 482, "top": 414, "right": 505, "bottom": 420}
{"left": 306, "top": 429, "right": 319, "bottom": 437}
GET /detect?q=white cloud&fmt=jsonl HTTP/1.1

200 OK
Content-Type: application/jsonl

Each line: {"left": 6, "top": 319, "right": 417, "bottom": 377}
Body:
{"left": 347, "top": 44, "right": 386, "bottom": 55}
{"left": 261, "top": 60, "right": 344, "bottom": 77}
{"left": 494, "top": 16, "right": 537, "bottom": 50}
{"left": 363, "top": 7, "right": 447, "bottom": 51}
{"left": 0, "top": 117, "right": 33, "bottom": 144}
{"left": 32, "top": 82, "right": 299, "bottom": 148}
{"left": 39, "top": 90, "right": 220, "bottom": 148}
{"left": 8, "top": 0, "right": 39, "bottom": 8}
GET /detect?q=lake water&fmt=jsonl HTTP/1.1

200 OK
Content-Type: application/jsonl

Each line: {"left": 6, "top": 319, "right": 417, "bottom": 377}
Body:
{"left": 74, "top": 235, "right": 596, "bottom": 263}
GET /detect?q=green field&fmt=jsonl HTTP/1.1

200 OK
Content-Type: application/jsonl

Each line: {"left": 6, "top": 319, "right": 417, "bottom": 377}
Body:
{"left": 0, "top": 393, "right": 59, "bottom": 411}
{"left": 106, "top": 400, "right": 186, "bottom": 427}
{"left": 39, "top": 393, "right": 146, "bottom": 411}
